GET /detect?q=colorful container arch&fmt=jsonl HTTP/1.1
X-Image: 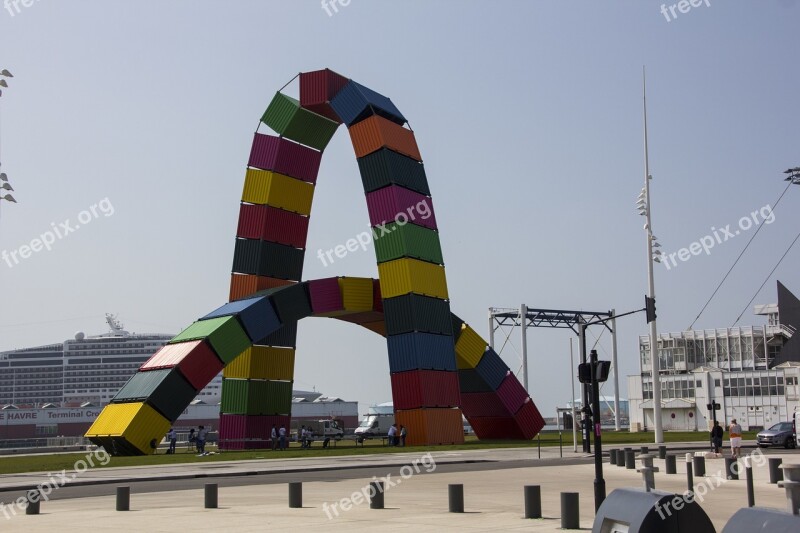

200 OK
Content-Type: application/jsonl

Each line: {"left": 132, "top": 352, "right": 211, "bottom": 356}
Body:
{"left": 86, "top": 69, "right": 545, "bottom": 454}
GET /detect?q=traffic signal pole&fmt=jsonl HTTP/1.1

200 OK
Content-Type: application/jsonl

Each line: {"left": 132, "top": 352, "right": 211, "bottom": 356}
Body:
{"left": 591, "top": 349, "right": 606, "bottom": 511}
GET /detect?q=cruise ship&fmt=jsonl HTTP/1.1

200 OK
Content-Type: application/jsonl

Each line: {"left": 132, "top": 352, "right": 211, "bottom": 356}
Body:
{"left": 0, "top": 314, "right": 222, "bottom": 408}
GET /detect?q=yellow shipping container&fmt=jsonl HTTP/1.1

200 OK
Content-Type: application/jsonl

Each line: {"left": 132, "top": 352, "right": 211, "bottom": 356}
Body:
{"left": 223, "top": 346, "right": 295, "bottom": 380}
{"left": 241, "top": 169, "right": 314, "bottom": 215}
{"left": 377, "top": 258, "right": 449, "bottom": 299}
{"left": 454, "top": 324, "right": 487, "bottom": 369}
{"left": 85, "top": 402, "right": 170, "bottom": 455}
{"left": 339, "top": 277, "right": 374, "bottom": 312}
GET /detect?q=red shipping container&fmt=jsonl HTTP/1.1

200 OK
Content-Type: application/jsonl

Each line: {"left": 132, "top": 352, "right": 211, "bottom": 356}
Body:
{"left": 391, "top": 370, "right": 460, "bottom": 410}
{"left": 219, "top": 414, "right": 291, "bottom": 450}
{"left": 460, "top": 391, "right": 510, "bottom": 418}
{"left": 366, "top": 185, "right": 437, "bottom": 230}
{"left": 496, "top": 374, "right": 530, "bottom": 415}
{"left": 236, "top": 204, "right": 309, "bottom": 249}
{"left": 466, "top": 416, "right": 527, "bottom": 440}
{"left": 513, "top": 400, "right": 546, "bottom": 440}
{"left": 249, "top": 133, "right": 323, "bottom": 184}
{"left": 140, "top": 340, "right": 223, "bottom": 392}
{"left": 360, "top": 320, "right": 386, "bottom": 337}
{"left": 299, "top": 69, "right": 349, "bottom": 123}
{"left": 236, "top": 203, "right": 267, "bottom": 240}
{"left": 307, "top": 277, "right": 344, "bottom": 315}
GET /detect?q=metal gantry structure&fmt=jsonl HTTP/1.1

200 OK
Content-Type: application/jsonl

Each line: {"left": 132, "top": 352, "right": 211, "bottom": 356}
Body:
{"left": 488, "top": 305, "right": 622, "bottom": 451}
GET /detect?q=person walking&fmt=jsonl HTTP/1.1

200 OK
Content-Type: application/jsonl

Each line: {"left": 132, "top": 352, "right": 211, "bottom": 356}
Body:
{"left": 387, "top": 424, "right": 397, "bottom": 446}
{"left": 399, "top": 425, "right": 407, "bottom": 447}
{"left": 167, "top": 428, "right": 177, "bottom": 454}
{"left": 271, "top": 425, "right": 278, "bottom": 451}
{"left": 710, "top": 421, "right": 723, "bottom": 455}
{"left": 279, "top": 424, "right": 287, "bottom": 451}
{"left": 729, "top": 419, "right": 743, "bottom": 459}
{"left": 188, "top": 427, "right": 196, "bottom": 452}
{"left": 196, "top": 425, "right": 209, "bottom": 456}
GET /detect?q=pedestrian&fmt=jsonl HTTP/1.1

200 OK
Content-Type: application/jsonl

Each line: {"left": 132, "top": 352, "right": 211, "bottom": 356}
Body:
{"left": 387, "top": 424, "right": 397, "bottom": 446}
{"left": 279, "top": 424, "right": 287, "bottom": 451}
{"left": 167, "top": 427, "right": 177, "bottom": 454}
{"left": 188, "top": 427, "right": 196, "bottom": 452}
{"left": 271, "top": 425, "right": 278, "bottom": 451}
{"left": 729, "top": 418, "right": 743, "bottom": 459}
{"left": 710, "top": 421, "right": 723, "bottom": 454}
{"left": 399, "top": 425, "right": 407, "bottom": 447}
{"left": 196, "top": 425, "right": 209, "bottom": 456}
{"left": 300, "top": 425, "right": 306, "bottom": 445}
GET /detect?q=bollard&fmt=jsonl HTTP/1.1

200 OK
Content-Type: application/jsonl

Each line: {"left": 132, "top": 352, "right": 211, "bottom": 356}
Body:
{"left": 640, "top": 446, "right": 649, "bottom": 455}
{"left": 560, "top": 432, "right": 563, "bottom": 458}
{"left": 686, "top": 454, "right": 694, "bottom": 494}
{"left": 658, "top": 445, "right": 667, "bottom": 459}
{"left": 625, "top": 449, "right": 636, "bottom": 469}
{"left": 25, "top": 490, "right": 40, "bottom": 515}
{"left": 524, "top": 485, "right": 542, "bottom": 519}
{"left": 665, "top": 454, "right": 677, "bottom": 474}
{"left": 609, "top": 449, "right": 617, "bottom": 465}
{"left": 725, "top": 457, "right": 739, "bottom": 480}
{"left": 204, "top": 483, "right": 218, "bottom": 509}
{"left": 637, "top": 453, "right": 659, "bottom": 492}
{"left": 537, "top": 432, "right": 541, "bottom": 459}
{"left": 745, "top": 457, "right": 755, "bottom": 507}
{"left": 768, "top": 457, "right": 783, "bottom": 484}
{"left": 778, "top": 463, "right": 800, "bottom": 515}
{"left": 369, "top": 481, "right": 384, "bottom": 509}
{"left": 560, "top": 492, "right": 580, "bottom": 529}
{"left": 288, "top": 482, "right": 302, "bottom": 508}
{"left": 693, "top": 455, "right": 706, "bottom": 477}
{"left": 448, "top": 484, "right": 464, "bottom": 513}
{"left": 116, "top": 486, "right": 130, "bottom": 511}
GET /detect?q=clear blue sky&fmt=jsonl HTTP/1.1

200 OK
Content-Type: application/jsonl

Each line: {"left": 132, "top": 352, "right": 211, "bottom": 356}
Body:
{"left": 1, "top": 1, "right": 798, "bottom": 418}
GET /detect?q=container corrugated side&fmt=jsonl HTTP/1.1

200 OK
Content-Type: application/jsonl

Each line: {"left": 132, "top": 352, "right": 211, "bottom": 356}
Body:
{"left": 387, "top": 332, "right": 457, "bottom": 372}
{"left": 366, "top": 185, "right": 437, "bottom": 230}
{"left": 242, "top": 169, "right": 315, "bottom": 215}
{"left": 514, "top": 400, "right": 546, "bottom": 440}
{"left": 256, "top": 240, "right": 305, "bottom": 281}
{"left": 374, "top": 222, "right": 444, "bottom": 265}
{"left": 140, "top": 340, "right": 222, "bottom": 392}
{"left": 261, "top": 92, "right": 338, "bottom": 151}
{"left": 496, "top": 374, "right": 530, "bottom": 415}
{"left": 466, "top": 416, "right": 522, "bottom": 440}
{"left": 457, "top": 368, "right": 493, "bottom": 393}
{"left": 221, "top": 379, "right": 292, "bottom": 415}
{"left": 229, "top": 274, "right": 293, "bottom": 302}
{"left": 265, "top": 282, "right": 313, "bottom": 324}
{"left": 307, "top": 277, "right": 345, "bottom": 315}
{"left": 224, "top": 346, "right": 295, "bottom": 380}
{"left": 85, "top": 402, "right": 170, "bottom": 455}
{"left": 475, "top": 348, "right": 511, "bottom": 391}
{"left": 394, "top": 408, "right": 464, "bottom": 446}
{"left": 338, "top": 277, "right": 373, "bottom": 312}
{"left": 390, "top": 370, "right": 460, "bottom": 410}
{"left": 262, "top": 206, "right": 310, "bottom": 249}
{"left": 378, "top": 258, "right": 448, "bottom": 299}
{"left": 454, "top": 325, "right": 487, "bottom": 369}
{"left": 357, "top": 148, "right": 430, "bottom": 195}
{"left": 299, "top": 69, "right": 349, "bottom": 123}
{"left": 460, "top": 392, "right": 511, "bottom": 418}
{"left": 255, "top": 322, "right": 298, "bottom": 348}
{"left": 249, "top": 133, "right": 322, "bottom": 184}
{"left": 170, "top": 316, "right": 251, "bottom": 365}
{"left": 383, "top": 294, "right": 453, "bottom": 336}
{"left": 237, "top": 203, "right": 267, "bottom": 240}
{"left": 348, "top": 115, "right": 422, "bottom": 161}
{"left": 218, "top": 414, "right": 292, "bottom": 449}
{"left": 329, "top": 79, "right": 406, "bottom": 127}
{"left": 232, "top": 238, "right": 261, "bottom": 276}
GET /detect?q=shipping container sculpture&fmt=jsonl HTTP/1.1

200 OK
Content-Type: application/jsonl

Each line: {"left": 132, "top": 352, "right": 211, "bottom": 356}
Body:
{"left": 86, "top": 70, "right": 545, "bottom": 454}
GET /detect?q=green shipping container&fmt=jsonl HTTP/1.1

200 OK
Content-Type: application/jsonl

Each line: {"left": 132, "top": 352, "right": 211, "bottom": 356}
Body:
{"left": 261, "top": 93, "right": 339, "bottom": 151}
{"left": 374, "top": 222, "right": 444, "bottom": 265}
{"left": 169, "top": 316, "right": 251, "bottom": 364}
{"left": 220, "top": 378, "right": 293, "bottom": 415}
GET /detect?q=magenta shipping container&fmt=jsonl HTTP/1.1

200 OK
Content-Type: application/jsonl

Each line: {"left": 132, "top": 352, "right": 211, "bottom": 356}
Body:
{"left": 365, "top": 184, "right": 437, "bottom": 230}
{"left": 496, "top": 374, "right": 530, "bottom": 415}
{"left": 248, "top": 133, "right": 322, "bottom": 184}
{"left": 514, "top": 400, "right": 545, "bottom": 440}
{"left": 237, "top": 203, "right": 310, "bottom": 249}
{"left": 299, "top": 69, "right": 349, "bottom": 123}
{"left": 219, "top": 414, "right": 291, "bottom": 450}
{"left": 307, "top": 277, "right": 344, "bottom": 315}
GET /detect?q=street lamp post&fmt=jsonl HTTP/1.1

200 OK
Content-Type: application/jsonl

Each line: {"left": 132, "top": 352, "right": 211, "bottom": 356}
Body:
{"left": 638, "top": 69, "right": 664, "bottom": 445}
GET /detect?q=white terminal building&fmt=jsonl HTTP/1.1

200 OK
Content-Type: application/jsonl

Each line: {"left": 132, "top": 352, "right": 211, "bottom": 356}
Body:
{"left": 628, "top": 282, "right": 800, "bottom": 431}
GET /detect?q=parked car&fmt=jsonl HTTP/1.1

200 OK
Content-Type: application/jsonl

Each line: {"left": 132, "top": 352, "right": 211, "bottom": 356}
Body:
{"left": 756, "top": 421, "right": 796, "bottom": 448}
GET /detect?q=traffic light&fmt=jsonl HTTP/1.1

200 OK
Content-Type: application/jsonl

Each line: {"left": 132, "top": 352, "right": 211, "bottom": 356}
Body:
{"left": 645, "top": 296, "right": 656, "bottom": 323}
{"left": 706, "top": 402, "right": 721, "bottom": 411}
{"left": 578, "top": 361, "right": 611, "bottom": 384}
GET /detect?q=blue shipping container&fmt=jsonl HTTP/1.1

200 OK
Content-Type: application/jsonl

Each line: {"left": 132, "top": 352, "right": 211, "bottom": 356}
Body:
{"left": 330, "top": 80, "right": 406, "bottom": 127}
{"left": 387, "top": 332, "right": 457, "bottom": 372}
{"left": 475, "top": 348, "right": 510, "bottom": 391}
{"left": 200, "top": 295, "right": 282, "bottom": 343}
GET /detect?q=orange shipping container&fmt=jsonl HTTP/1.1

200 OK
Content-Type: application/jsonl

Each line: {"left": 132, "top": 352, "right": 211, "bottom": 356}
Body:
{"left": 230, "top": 274, "right": 294, "bottom": 302}
{"left": 395, "top": 407, "right": 465, "bottom": 446}
{"left": 348, "top": 115, "right": 422, "bottom": 161}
